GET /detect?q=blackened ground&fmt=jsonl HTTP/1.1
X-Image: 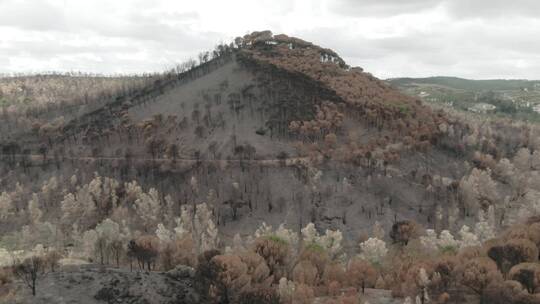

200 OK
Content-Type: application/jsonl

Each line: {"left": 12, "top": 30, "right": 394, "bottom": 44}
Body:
{"left": 9, "top": 264, "right": 202, "bottom": 304}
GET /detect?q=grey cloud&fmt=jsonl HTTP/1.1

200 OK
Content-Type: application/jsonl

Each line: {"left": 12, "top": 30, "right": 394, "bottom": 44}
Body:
{"left": 329, "top": 0, "right": 441, "bottom": 17}
{"left": 0, "top": 2, "right": 224, "bottom": 74}
{"left": 112, "top": 17, "right": 216, "bottom": 48}
{"left": 1, "top": 40, "right": 134, "bottom": 59}
{"left": 72, "top": 10, "right": 221, "bottom": 53}
{"left": 331, "top": 0, "right": 540, "bottom": 19}
{"left": 444, "top": 0, "right": 540, "bottom": 19}
{"left": 297, "top": 27, "right": 447, "bottom": 63}
{"left": 295, "top": 21, "right": 540, "bottom": 79}
{"left": 0, "top": 0, "right": 539, "bottom": 79}
{"left": 0, "top": 0, "right": 67, "bottom": 31}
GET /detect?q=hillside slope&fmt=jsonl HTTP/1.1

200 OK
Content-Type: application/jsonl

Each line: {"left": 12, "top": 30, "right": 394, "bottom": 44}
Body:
{"left": 0, "top": 32, "right": 473, "bottom": 245}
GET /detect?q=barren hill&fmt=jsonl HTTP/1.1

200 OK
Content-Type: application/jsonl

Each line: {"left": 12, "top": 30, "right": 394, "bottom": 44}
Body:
{"left": 0, "top": 31, "right": 473, "bottom": 247}
{"left": 3, "top": 31, "right": 540, "bottom": 304}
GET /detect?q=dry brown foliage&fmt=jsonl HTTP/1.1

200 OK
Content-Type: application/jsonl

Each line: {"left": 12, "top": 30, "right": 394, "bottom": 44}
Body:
{"left": 253, "top": 237, "right": 290, "bottom": 282}
{"left": 346, "top": 258, "right": 376, "bottom": 294}
{"left": 292, "top": 283, "right": 315, "bottom": 304}
{"left": 456, "top": 257, "right": 503, "bottom": 297}
{"left": 432, "top": 256, "right": 458, "bottom": 291}
{"left": 457, "top": 245, "right": 485, "bottom": 261}
{"left": 128, "top": 235, "right": 159, "bottom": 270}
{"left": 484, "top": 279, "right": 540, "bottom": 304}
{"left": 44, "top": 250, "right": 62, "bottom": 272}
{"left": 390, "top": 220, "right": 421, "bottom": 246}
{"left": 207, "top": 252, "right": 274, "bottom": 303}
{"left": 487, "top": 239, "right": 539, "bottom": 275}
{"left": 508, "top": 263, "right": 540, "bottom": 294}
{"left": 160, "top": 236, "right": 196, "bottom": 270}
{"left": 292, "top": 260, "right": 318, "bottom": 286}
{"left": 323, "top": 262, "right": 346, "bottom": 287}
{"left": 298, "top": 246, "right": 330, "bottom": 282}
{"left": 239, "top": 31, "right": 450, "bottom": 161}
{"left": 0, "top": 268, "right": 12, "bottom": 286}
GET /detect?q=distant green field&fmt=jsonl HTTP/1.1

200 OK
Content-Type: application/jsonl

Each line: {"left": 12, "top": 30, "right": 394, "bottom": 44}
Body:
{"left": 388, "top": 76, "right": 540, "bottom": 91}
{"left": 388, "top": 77, "right": 540, "bottom": 123}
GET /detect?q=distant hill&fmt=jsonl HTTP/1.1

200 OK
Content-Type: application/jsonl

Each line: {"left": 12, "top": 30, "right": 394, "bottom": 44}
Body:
{"left": 388, "top": 76, "right": 540, "bottom": 91}
{"left": 388, "top": 76, "right": 540, "bottom": 122}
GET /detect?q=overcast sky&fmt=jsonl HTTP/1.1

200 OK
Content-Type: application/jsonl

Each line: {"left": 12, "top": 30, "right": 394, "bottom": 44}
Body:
{"left": 1, "top": 0, "right": 539, "bottom": 79}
